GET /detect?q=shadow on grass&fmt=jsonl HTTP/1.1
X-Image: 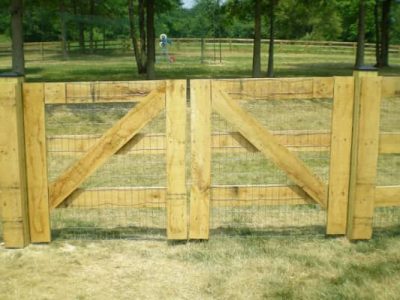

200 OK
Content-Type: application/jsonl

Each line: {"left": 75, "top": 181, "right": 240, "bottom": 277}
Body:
{"left": 52, "top": 226, "right": 166, "bottom": 241}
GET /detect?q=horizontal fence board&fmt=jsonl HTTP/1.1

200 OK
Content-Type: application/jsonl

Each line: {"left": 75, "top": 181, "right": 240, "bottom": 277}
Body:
{"left": 381, "top": 77, "right": 400, "bottom": 98}
{"left": 214, "top": 77, "right": 334, "bottom": 100}
{"left": 379, "top": 133, "right": 400, "bottom": 154}
{"left": 59, "top": 187, "right": 166, "bottom": 208}
{"left": 42, "top": 81, "right": 166, "bottom": 104}
{"left": 211, "top": 185, "right": 314, "bottom": 207}
{"left": 46, "top": 130, "right": 333, "bottom": 156}
{"left": 375, "top": 186, "right": 400, "bottom": 207}
{"left": 57, "top": 185, "right": 319, "bottom": 209}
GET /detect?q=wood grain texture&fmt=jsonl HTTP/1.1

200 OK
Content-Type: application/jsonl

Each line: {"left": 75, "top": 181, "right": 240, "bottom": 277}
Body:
{"left": 166, "top": 80, "right": 188, "bottom": 240}
{"left": 49, "top": 86, "right": 166, "bottom": 209}
{"left": 189, "top": 80, "right": 212, "bottom": 239}
{"left": 0, "top": 79, "right": 30, "bottom": 248}
{"left": 381, "top": 77, "right": 400, "bottom": 97}
{"left": 212, "top": 85, "right": 328, "bottom": 208}
{"left": 374, "top": 186, "right": 400, "bottom": 207}
{"left": 347, "top": 75, "right": 381, "bottom": 240}
{"left": 214, "top": 77, "right": 334, "bottom": 100}
{"left": 326, "top": 77, "right": 354, "bottom": 235}
{"left": 23, "top": 83, "right": 51, "bottom": 243}
{"left": 379, "top": 133, "right": 400, "bottom": 154}
{"left": 44, "top": 80, "right": 165, "bottom": 104}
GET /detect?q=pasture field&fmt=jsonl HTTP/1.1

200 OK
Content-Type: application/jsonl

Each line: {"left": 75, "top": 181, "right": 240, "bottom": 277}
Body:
{"left": 1, "top": 44, "right": 400, "bottom": 299}
{"left": 0, "top": 41, "right": 399, "bottom": 80}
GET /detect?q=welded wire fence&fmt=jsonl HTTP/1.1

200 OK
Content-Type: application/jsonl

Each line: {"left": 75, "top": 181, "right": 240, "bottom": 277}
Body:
{"left": 46, "top": 83, "right": 167, "bottom": 240}
{"left": 210, "top": 95, "right": 333, "bottom": 234}
{"left": 374, "top": 94, "right": 400, "bottom": 230}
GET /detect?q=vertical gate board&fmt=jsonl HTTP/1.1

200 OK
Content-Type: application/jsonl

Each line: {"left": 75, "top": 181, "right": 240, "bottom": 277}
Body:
{"left": 49, "top": 87, "right": 166, "bottom": 209}
{"left": 189, "top": 80, "right": 211, "bottom": 239}
{"left": 347, "top": 76, "right": 382, "bottom": 240}
{"left": 166, "top": 80, "right": 188, "bottom": 240}
{"left": 0, "top": 79, "right": 30, "bottom": 248}
{"left": 212, "top": 87, "right": 327, "bottom": 207}
{"left": 326, "top": 77, "right": 354, "bottom": 235}
{"left": 23, "top": 83, "right": 51, "bottom": 243}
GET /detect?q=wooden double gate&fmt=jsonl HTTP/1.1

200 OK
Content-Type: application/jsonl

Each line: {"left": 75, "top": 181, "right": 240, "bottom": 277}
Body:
{"left": 0, "top": 73, "right": 399, "bottom": 248}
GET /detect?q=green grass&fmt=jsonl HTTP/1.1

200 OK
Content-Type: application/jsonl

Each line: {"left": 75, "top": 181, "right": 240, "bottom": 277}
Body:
{"left": 0, "top": 42, "right": 399, "bottom": 81}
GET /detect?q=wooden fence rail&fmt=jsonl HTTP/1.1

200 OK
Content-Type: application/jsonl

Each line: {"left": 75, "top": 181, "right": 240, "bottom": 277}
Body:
{"left": 0, "top": 74, "right": 399, "bottom": 248}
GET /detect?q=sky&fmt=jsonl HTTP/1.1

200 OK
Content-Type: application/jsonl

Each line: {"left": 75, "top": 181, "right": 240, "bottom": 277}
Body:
{"left": 182, "top": 0, "right": 195, "bottom": 8}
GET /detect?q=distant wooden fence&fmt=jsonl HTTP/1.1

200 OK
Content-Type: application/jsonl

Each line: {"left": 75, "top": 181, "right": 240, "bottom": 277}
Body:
{"left": 0, "top": 38, "right": 399, "bottom": 60}
{"left": 0, "top": 73, "right": 399, "bottom": 248}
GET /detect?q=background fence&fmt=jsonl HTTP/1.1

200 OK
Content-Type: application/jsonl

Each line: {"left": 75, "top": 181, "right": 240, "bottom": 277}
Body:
{"left": 0, "top": 74, "right": 399, "bottom": 248}
{"left": 0, "top": 38, "right": 399, "bottom": 63}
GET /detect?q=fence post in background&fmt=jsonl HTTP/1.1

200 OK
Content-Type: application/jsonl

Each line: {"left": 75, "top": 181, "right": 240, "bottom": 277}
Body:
{"left": 326, "top": 77, "right": 355, "bottom": 235}
{"left": 347, "top": 69, "right": 381, "bottom": 240}
{"left": 0, "top": 74, "right": 30, "bottom": 248}
{"left": 23, "top": 83, "right": 51, "bottom": 243}
{"left": 166, "top": 80, "right": 188, "bottom": 240}
{"left": 189, "top": 80, "right": 211, "bottom": 239}
{"left": 201, "top": 38, "right": 205, "bottom": 64}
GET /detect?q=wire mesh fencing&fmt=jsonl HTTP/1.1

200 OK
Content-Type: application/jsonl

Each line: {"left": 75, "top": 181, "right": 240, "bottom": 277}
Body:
{"left": 374, "top": 93, "right": 400, "bottom": 232}
{"left": 210, "top": 82, "right": 333, "bottom": 236}
{"left": 46, "top": 82, "right": 167, "bottom": 240}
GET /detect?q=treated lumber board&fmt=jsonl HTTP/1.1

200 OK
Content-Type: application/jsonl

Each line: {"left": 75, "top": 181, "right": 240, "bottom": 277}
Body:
{"left": 166, "top": 80, "right": 187, "bottom": 239}
{"left": 46, "top": 130, "right": 331, "bottom": 156}
{"left": 23, "top": 83, "right": 51, "bottom": 243}
{"left": 347, "top": 75, "right": 381, "bottom": 240}
{"left": 381, "top": 77, "right": 400, "bottom": 97}
{"left": 212, "top": 86, "right": 328, "bottom": 208}
{"left": 49, "top": 87, "right": 166, "bottom": 209}
{"left": 326, "top": 77, "right": 354, "bottom": 235}
{"left": 44, "top": 80, "right": 165, "bottom": 104}
{"left": 189, "top": 80, "right": 212, "bottom": 239}
{"left": 59, "top": 187, "right": 166, "bottom": 208}
{"left": 0, "top": 80, "right": 30, "bottom": 248}
{"left": 214, "top": 77, "right": 334, "bottom": 100}
{"left": 374, "top": 186, "right": 400, "bottom": 207}
{"left": 211, "top": 185, "right": 313, "bottom": 207}
{"left": 379, "top": 133, "right": 400, "bottom": 154}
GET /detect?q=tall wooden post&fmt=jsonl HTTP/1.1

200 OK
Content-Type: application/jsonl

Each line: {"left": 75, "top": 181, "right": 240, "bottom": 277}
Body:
{"left": 347, "top": 69, "right": 381, "bottom": 240}
{"left": 166, "top": 80, "right": 188, "bottom": 240}
{"left": 189, "top": 80, "right": 211, "bottom": 239}
{"left": 326, "top": 77, "right": 355, "bottom": 235}
{"left": 0, "top": 74, "right": 30, "bottom": 248}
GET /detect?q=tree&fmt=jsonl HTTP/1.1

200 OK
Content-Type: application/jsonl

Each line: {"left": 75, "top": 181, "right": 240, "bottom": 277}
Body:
{"left": 355, "top": 0, "right": 366, "bottom": 68}
{"left": 377, "top": 0, "right": 393, "bottom": 67}
{"left": 10, "top": 0, "right": 24, "bottom": 75}
{"left": 128, "top": 0, "right": 146, "bottom": 74}
{"left": 267, "top": 0, "right": 276, "bottom": 77}
{"left": 146, "top": 0, "right": 156, "bottom": 79}
{"left": 252, "top": 0, "right": 262, "bottom": 77}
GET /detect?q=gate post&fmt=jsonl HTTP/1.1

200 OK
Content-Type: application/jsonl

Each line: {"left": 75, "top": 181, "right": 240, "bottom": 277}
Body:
{"left": 0, "top": 74, "right": 30, "bottom": 248}
{"left": 326, "top": 77, "right": 355, "bottom": 235}
{"left": 346, "top": 69, "right": 381, "bottom": 240}
{"left": 166, "top": 80, "right": 188, "bottom": 240}
{"left": 189, "top": 80, "right": 211, "bottom": 239}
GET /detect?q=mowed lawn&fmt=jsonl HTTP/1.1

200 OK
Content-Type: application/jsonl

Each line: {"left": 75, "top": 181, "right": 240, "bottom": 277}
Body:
{"left": 1, "top": 43, "right": 400, "bottom": 300}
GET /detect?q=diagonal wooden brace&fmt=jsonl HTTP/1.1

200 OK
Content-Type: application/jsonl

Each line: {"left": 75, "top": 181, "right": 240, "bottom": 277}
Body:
{"left": 212, "top": 86, "right": 328, "bottom": 208}
{"left": 49, "top": 87, "right": 166, "bottom": 209}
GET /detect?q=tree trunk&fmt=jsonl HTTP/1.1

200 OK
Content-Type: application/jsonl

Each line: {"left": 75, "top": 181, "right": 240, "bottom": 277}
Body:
{"left": 267, "top": 0, "right": 275, "bottom": 78}
{"left": 89, "top": 0, "right": 95, "bottom": 53}
{"left": 75, "top": 1, "right": 85, "bottom": 52}
{"left": 355, "top": 0, "right": 366, "bottom": 69}
{"left": 146, "top": 0, "right": 155, "bottom": 79}
{"left": 10, "top": 0, "right": 24, "bottom": 75}
{"left": 374, "top": 1, "right": 381, "bottom": 66}
{"left": 60, "top": 1, "right": 68, "bottom": 60}
{"left": 252, "top": 0, "right": 262, "bottom": 78}
{"left": 379, "top": 0, "right": 392, "bottom": 67}
{"left": 139, "top": 0, "right": 147, "bottom": 70}
{"left": 128, "top": 0, "right": 146, "bottom": 74}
